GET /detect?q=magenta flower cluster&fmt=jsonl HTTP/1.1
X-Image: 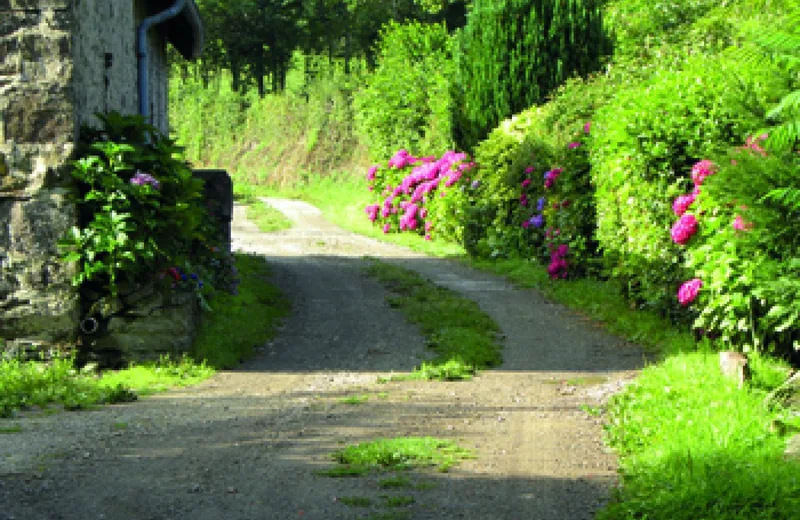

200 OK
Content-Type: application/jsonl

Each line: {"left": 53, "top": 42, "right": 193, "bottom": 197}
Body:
{"left": 365, "top": 149, "right": 474, "bottom": 240}
{"left": 671, "top": 213, "right": 698, "bottom": 245}
{"left": 543, "top": 167, "right": 563, "bottom": 190}
{"left": 130, "top": 170, "right": 160, "bottom": 190}
{"left": 547, "top": 243, "right": 569, "bottom": 279}
{"left": 678, "top": 278, "right": 702, "bottom": 306}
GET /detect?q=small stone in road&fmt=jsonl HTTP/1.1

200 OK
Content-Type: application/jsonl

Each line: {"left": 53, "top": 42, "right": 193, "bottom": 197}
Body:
{"left": 227, "top": 486, "right": 238, "bottom": 494}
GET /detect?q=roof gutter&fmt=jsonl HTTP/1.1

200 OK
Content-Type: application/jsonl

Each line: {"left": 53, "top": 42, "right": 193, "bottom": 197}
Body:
{"left": 136, "top": 0, "right": 187, "bottom": 119}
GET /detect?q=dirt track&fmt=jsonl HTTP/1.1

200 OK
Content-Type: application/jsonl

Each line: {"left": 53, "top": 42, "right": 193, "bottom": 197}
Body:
{"left": 0, "top": 198, "right": 642, "bottom": 520}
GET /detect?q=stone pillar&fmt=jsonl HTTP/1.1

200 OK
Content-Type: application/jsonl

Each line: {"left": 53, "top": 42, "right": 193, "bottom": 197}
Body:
{"left": 0, "top": 1, "right": 79, "bottom": 357}
{"left": 193, "top": 169, "right": 233, "bottom": 254}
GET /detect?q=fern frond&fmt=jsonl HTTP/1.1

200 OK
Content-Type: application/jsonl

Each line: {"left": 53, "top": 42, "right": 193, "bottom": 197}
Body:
{"left": 767, "top": 90, "right": 800, "bottom": 120}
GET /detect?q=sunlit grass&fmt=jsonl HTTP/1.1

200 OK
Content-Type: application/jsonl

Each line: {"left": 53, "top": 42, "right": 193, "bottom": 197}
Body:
{"left": 332, "top": 436, "right": 474, "bottom": 473}
{"left": 244, "top": 199, "right": 293, "bottom": 233}
{"left": 600, "top": 351, "right": 799, "bottom": 520}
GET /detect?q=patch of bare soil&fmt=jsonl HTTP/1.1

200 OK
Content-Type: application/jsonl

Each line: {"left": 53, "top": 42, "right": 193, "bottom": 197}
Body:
{"left": 0, "top": 199, "right": 642, "bottom": 520}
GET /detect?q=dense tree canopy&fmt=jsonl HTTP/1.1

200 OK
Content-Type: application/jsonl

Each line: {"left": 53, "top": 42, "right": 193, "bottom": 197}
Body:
{"left": 191, "top": 0, "right": 469, "bottom": 95}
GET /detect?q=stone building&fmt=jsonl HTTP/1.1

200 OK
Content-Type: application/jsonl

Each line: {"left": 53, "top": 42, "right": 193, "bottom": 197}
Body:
{"left": 0, "top": 0, "right": 204, "bottom": 355}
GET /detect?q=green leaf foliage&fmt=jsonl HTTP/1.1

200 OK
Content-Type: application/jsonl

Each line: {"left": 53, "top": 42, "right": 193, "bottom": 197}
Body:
{"left": 453, "top": 0, "right": 609, "bottom": 151}
{"left": 355, "top": 21, "right": 456, "bottom": 160}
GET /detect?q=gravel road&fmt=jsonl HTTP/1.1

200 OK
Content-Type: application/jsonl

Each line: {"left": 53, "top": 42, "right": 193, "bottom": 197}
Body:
{"left": 0, "top": 198, "right": 643, "bottom": 520}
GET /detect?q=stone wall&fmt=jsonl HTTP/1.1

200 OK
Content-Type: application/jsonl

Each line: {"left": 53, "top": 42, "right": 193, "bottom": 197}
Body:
{"left": 0, "top": 0, "right": 79, "bottom": 354}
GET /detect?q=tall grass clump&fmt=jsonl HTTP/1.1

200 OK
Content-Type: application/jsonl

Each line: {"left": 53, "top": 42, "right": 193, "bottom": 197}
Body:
{"left": 169, "top": 57, "right": 369, "bottom": 189}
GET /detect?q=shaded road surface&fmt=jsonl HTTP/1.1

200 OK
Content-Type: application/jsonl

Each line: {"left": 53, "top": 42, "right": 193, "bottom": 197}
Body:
{"left": 0, "top": 198, "right": 642, "bottom": 520}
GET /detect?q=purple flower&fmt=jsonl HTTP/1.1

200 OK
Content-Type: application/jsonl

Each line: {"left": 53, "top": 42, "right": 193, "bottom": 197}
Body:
{"left": 521, "top": 179, "right": 532, "bottom": 189}
{"left": 678, "top": 278, "right": 702, "bottom": 306}
{"left": 130, "top": 170, "right": 160, "bottom": 190}
{"left": 471, "top": 179, "right": 481, "bottom": 189}
{"left": 530, "top": 214, "right": 544, "bottom": 228}
{"left": 536, "top": 197, "right": 546, "bottom": 212}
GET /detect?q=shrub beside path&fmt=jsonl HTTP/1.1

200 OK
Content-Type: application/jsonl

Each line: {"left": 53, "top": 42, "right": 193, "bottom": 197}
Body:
{"left": 0, "top": 198, "right": 642, "bottom": 520}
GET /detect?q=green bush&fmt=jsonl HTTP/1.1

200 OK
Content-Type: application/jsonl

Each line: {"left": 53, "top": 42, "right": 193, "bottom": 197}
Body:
{"left": 465, "top": 109, "right": 555, "bottom": 259}
{"left": 354, "top": 21, "right": 455, "bottom": 160}
{"left": 589, "top": 54, "right": 790, "bottom": 313}
{"left": 60, "top": 112, "right": 223, "bottom": 301}
{"left": 453, "top": 0, "right": 608, "bottom": 151}
{"left": 680, "top": 148, "right": 800, "bottom": 357}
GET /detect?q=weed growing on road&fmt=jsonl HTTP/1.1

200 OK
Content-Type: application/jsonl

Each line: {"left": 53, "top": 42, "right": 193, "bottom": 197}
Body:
{"left": 365, "top": 260, "right": 502, "bottom": 380}
{"left": 317, "top": 466, "right": 371, "bottom": 478}
{"left": 337, "top": 496, "right": 372, "bottom": 507}
{"left": 339, "top": 394, "right": 370, "bottom": 405}
{"left": 244, "top": 199, "right": 293, "bottom": 233}
{"left": 0, "top": 425, "right": 22, "bottom": 433}
{"left": 382, "top": 495, "right": 415, "bottom": 507}
{"left": 378, "top": 476, "right": 413, "bottom": 489}
{"left": 332, "top": 436, "right": 474, "bottom": 472}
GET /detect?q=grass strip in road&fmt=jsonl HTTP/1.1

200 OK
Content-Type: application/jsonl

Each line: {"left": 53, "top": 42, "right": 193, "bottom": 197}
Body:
{"left": 243, "top": 198, "right": 293, "bottom": 233}
{"left": 364, "top": 259, "right": 502, "bottom": 381}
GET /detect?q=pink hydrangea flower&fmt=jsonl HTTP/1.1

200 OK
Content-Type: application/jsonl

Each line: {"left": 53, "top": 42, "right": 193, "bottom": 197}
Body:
{"left": 672, "top": 192, "right": 697, "bottom": 216}
{"left": 525, "top": 166, "right": 535, "bottom": 174}
{"left": 383, "top": 223, "right": 391, "bottom": 234}
{"left": 583, "top": 121, "right": 591, "bottom": 134}
{"left": 366, "top": 165, "right": 378, "bottom": 181}
{"left": 733, "top": 215, "right": 752, "bottom": 231}
{"left": 424, "top": 234, "right": 432, "bottom": 241}
{"left": 678, "top": 278, "right": 703, "bottom": 306}
{"left": 567, "top": 142, "right": 581, "bottom": 149}
{"left": 691, "top": 160, "right": 717, "bottom": 186}
{"left": 521, "top": 179, "right": 531, "bottom": 188}
{"left": 671, "top": 214, "right": 699, "bottom": 245}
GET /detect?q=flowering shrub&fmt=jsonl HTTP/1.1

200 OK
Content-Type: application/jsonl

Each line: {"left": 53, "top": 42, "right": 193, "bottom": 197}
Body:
{"left": 590, "top": 53, "right": 787, "bottom": 310}
{"left": 677, "top": 142, "right": 800, "bottom": 356}
{"left": 529, "top": 123, "right": 599, "bottom": 278}
{"left": 60, "top": 112, "right": 232, "bottom": 310}
{"left": 364, "top": 149, "right": 475, "bottom": 242}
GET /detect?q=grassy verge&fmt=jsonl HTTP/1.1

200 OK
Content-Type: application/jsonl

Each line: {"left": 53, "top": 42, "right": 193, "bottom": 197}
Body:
{"left": 0, "top": 252, "right": 289, "bottom": 417}
{"left": 364, "top": 259, "right": 502, "bottom": 381}
{"left": 192, "top": 253, "right": 291, "bottom": 368}
{"left": 599, "top": 352, "right": 799, "bottom": 520}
